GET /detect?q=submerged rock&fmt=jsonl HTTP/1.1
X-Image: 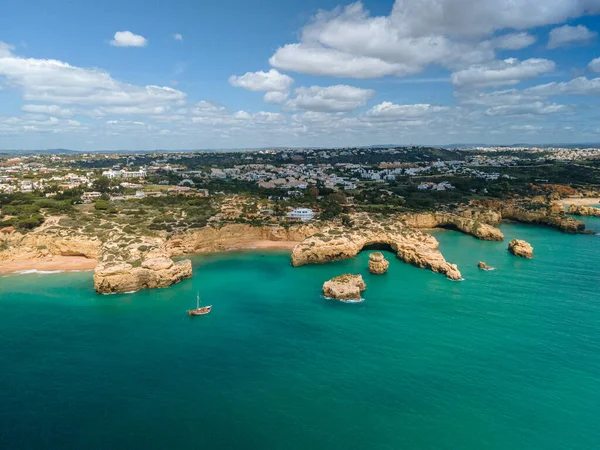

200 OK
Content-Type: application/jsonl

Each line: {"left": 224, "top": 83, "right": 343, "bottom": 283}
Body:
{"left": 478, "top": 261, "right": 493, "bottom": 270}
{"left": 323, "top": 274, "right": 366, "bottom": 301}
{"left": 368, "top": 252, "right": 389, "bottom": 274}
{"left": 508, "top": 239, "right": 534, "bottom": 259}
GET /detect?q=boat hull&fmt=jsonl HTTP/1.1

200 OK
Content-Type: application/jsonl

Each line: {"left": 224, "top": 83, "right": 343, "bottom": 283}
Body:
{"left": 187, "top": 306, "right": 212, "bottom": 316}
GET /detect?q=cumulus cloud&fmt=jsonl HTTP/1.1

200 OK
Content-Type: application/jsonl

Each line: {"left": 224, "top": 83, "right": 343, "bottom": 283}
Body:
{"left": 451, "top": 58, "right": 556, "bottom": 88}
{"left": 365, "top": 102, "right": 449, "bottom": 121}
{"left": 229, "top": 69, "right": 293, "bottom": 92}
{"left": 263, "top": 91, "right": 288, "bottom": 104}
{"left": 589, "top": 57, "right": 600, "bottom": 72}
{"left": 285, "top": 85, "right": 374, "bottom": 112}
{"left": 21, "top": 104, "right": 73, "bottom": 117}
{"left": 0, "top": 44, "right": 186, "bottom": 108}
{"left": 493, "top": 32, "right": 536, "bottom": 50}
{"left": 485, "top": 102, "right": 566, "bottom": 116}
{"left": 548, "top": 24, "right": 597, "bottom": 48}
{"left": 269, "top": 0, "right": 599, "bottom": 79}
{"left": 110, "top": 31, "right": 148, "bottom": 47}
{"left": 173, "top": 34, "right": 183, "bottom": 41}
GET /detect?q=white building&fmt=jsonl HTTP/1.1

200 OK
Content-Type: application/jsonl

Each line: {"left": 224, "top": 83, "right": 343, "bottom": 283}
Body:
{"left": 102, "top": 169, "right": 147, "bottom": 179}
{"left": 286, "top": 208, "right": 315, "bottom": 222}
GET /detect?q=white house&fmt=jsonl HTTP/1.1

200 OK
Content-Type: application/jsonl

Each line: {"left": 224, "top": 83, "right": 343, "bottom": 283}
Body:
{"left": 286, "top": 208, "right": 315, "bottom": 222}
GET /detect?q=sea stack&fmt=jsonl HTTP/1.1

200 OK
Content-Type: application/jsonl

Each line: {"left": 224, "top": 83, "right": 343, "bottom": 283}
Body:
{"left": 323, "top": 274, "right": 366, "bottom": 301}
{"left": 478, "top": 261, "right": 493, "bottom": 270}
{"left": 508, "top": 239, "right": 533, "bottom": 259}
{"left": 368, "top": 252, "right": 389, "bottom": 274}
{"left": 568, "top": 204, "right": 600, "bottom": 218}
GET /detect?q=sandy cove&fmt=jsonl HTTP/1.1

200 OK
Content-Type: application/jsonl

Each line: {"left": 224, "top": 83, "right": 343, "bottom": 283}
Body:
{"left": 0, "top": 240, "right": 300, "bottom": 274}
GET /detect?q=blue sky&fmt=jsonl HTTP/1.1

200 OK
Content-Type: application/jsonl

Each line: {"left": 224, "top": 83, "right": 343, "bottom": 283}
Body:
{"left": 1, "top": 0, "right": 599, "bottom": 150}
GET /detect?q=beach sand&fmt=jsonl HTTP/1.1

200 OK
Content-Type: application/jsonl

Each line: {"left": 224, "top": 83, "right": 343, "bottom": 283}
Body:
{"left": 226, "top": 240, "right": 299, "bottom": 250}
{"left": 558, "top": 197, "right": 600, "bottom": 207}
{"left": 0, "top": 256, "right": 97, "bottom": 274}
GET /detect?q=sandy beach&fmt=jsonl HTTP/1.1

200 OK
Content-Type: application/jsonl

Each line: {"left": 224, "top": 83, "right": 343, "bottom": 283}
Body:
{"left": 558, "top": 197, "right": 600, "bottom": 207}
{"left": 0, "top": 256, "right": 97, "bottom": 274}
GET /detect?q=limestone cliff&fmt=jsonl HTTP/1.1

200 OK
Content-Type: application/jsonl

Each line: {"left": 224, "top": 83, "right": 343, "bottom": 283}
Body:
{"left": 323, "top": 274, "right": 366, "bottom": 301}
{"left": 508, "top": 239, "right": 533, "bottom": 258}
{"left": 568, "top": 204, "right": 600, "bottom": 218}
{"left": 400, "top": 212, "right": 504, "bottom": 241}
{"left": 368, "top": 252, "right": 389, "bottom": 274}
{"left": 292, "top": 214, "right": 462, "bottom": 280}
{"left": 167, "top": 223, "right": 322, "bottom": 256}
{"left": 93, "top": 233, "right": 192, "bottom": 294}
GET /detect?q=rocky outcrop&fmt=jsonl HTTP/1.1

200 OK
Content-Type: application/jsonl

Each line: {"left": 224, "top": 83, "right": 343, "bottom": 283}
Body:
{"left": 292, "top": 214, "right": 462, "bottom": 280}
{"left": 400, "top": 212, "right": 504, "bottom": 241}
{"left": 478, "top": 261, "right": 493, "bottom": 270}
{"left": 568, "top": 204, "right": 600, "bottom": 218}
{"left": 323, "top": 274, "right": 366, "bottom": 301}
{"left": 508, "top": 239, "right": 533, "bottom": 258}
{"left": 473, "top": 199, "right": 585, "bottom": 233}
{"left": 368, "top": 252, "right": 389, "bottom": 274}
{"left": 93, "top": 233, "right": 192, "bottom": 294}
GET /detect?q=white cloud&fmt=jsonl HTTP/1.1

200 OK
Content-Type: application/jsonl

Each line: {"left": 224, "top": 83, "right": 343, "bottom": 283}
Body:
{"left": 451, "top": 58, "right": 555, "bottom": 88}
{"left": 269, "top": 0, "right": 598, "bottom": 79}
{"left": 548, "top": 24, "right": 597, "bottom": 48}
{"left": 263, "top": 91, "right": 288, "bottom": 104}
{"left": 285, "top": 85, "right": 374, "bottom": 112}
{"left": 511, "top": 124, "right": 542, "bottom": 131}
{"left": 110, "top": 31, "right": 148, "bottom": 48}
{"left": 173, "top": 34, "right": 183, "bottom": 41}
{"left": 0, "top": 45, "right": 186, "bottom": 108}
{"left": 485, "top": 102, "right": 566, "bottom": 116}
{"left": 365, "top": 102, "right": 449, "bottom": 121}
{"left": 229, "top": 69, "right": 293, "bottom": 92}
{"left": 493, "top": 32, "right": 536, "bottom": 50}
{"left": 589, "top": 57, "right": 600, "bottom": 73}
{"left": 21, "top": 104, "right": 73, "bottom": 117}
{"left": 527, "top": 76, "right": 600, "bottom": 96}
{"left": 0, "top": 42, "right": 14, "bottom": 57}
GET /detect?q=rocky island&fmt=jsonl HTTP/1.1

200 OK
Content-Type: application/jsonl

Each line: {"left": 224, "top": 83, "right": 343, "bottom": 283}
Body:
{"left": 478, "top": 262, "right": 493, "bottom": 270}
{"left": 508, "top": 239, "right": 534, "bottom": 258}
{"left": 568, "top": 204, "right": 600, "bottom": 218}
{"left": 368, "top": 252, "right": 389, "bottom": 274}
{"left": 323, "top": 274, "right": 366, "bottom": 301}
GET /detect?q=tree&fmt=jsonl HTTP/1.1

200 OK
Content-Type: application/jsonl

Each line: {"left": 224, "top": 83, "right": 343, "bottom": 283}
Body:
{"left": 94, "top": 200, "right": 109, "bottom": 210}
{"left": 92, "top": 176, "right": 111, "bottom": 193}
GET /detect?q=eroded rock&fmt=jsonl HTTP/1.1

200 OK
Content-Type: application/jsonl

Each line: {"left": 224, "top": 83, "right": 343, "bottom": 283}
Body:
{"left": 508, "top": 239, "right": 533, "bottom": 259}
{"left": 368, "top": 252, "right": 389, "bottom": 274}
{"left": 323, "top": 274, "right": 366, "bottom": 301}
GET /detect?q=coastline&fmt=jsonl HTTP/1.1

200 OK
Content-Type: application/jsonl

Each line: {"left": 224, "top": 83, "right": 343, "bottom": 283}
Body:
{"left": 0, "top": 240, "right": 300, "bottom": 275}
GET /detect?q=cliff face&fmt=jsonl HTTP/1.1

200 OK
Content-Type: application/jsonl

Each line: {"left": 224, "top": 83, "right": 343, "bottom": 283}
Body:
{"left": 291, "top": 214, "right": 462, "bottom": 280}
{"left": 568, "top": 204, "right": 600, "bottom": 218}
{"left": 167, "top": 223, "right": 322, "bottom": 256}
{"left": 473, "top": 199, "right": 585, "bottom": 233}
{"left": 400, "top": 212, "right": 504, "bottom": 241}
{"left": 93, "top": 233, "right": 192, "bottom": 294}
{"left": 323, "top": 274, "right": 366, "bottom": 301}
{"left": 0, "top": 230, "right": 100, "bottom": 263}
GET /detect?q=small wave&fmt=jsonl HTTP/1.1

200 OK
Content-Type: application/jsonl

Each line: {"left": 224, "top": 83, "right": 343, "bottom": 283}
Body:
{"left": 324, "top": 296, "right": 365, "bottom": 303}
{"left": 14, "top": 269, "right": 63, "bottom": 275}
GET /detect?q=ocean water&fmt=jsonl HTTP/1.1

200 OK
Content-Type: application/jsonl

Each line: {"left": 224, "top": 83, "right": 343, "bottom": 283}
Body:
{"left": 1, "top": 220, "right": 600, "bottom": 450}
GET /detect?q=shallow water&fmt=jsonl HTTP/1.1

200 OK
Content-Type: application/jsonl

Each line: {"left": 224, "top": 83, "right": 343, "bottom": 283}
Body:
{"left": 1, "top": 220, "right": 599, "bottom": 449}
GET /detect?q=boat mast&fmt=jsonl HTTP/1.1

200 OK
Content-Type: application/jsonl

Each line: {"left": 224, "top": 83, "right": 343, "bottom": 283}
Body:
{"left": 196, "top": 292, "right": 200, "bottom": 309}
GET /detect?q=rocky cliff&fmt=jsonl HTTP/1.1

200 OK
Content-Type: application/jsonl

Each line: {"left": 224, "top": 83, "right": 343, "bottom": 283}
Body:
{"left": 292, "top": 214, "right": 462, "bottom": 280}
{"left": 93, "top": 232, "right": 192, "bottom": 294}
{"left": 323, "top": 274, "right": 366, "bottom": 301}
{"left": 400, "top": 212, "right": 504, "bottom": 241}
{"left": 568, "top": 204, "right": 600, "bottom": 218}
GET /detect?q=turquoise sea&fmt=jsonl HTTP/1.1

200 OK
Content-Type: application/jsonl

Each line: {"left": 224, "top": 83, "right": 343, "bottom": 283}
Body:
{"left": 1, "top": 219, "right": 600, "bottom": 450}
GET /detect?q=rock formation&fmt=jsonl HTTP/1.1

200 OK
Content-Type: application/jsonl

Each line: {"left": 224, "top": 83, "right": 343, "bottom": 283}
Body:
{"left": 292, "top": 214, "right": 462, "bottom": 280}
{"left": 478, "top": 261, "right": 493, "bottom": 270}
{"left": 508, "top": 239, "right": 533, "bottom": 258}
{"left": 368, "top": 252, "right": 389, "bottom": 274}
{"left": 400, "top": 212, "right": 504, "bottom": 241}
{"left": 323, "top": 274, "right": 366, "bottom": 301}
{"left": 93, "top": 233, "right": 192, "bottom": 294}
{"left": 568, "top": 204, "right": 600, "bottom": 218}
